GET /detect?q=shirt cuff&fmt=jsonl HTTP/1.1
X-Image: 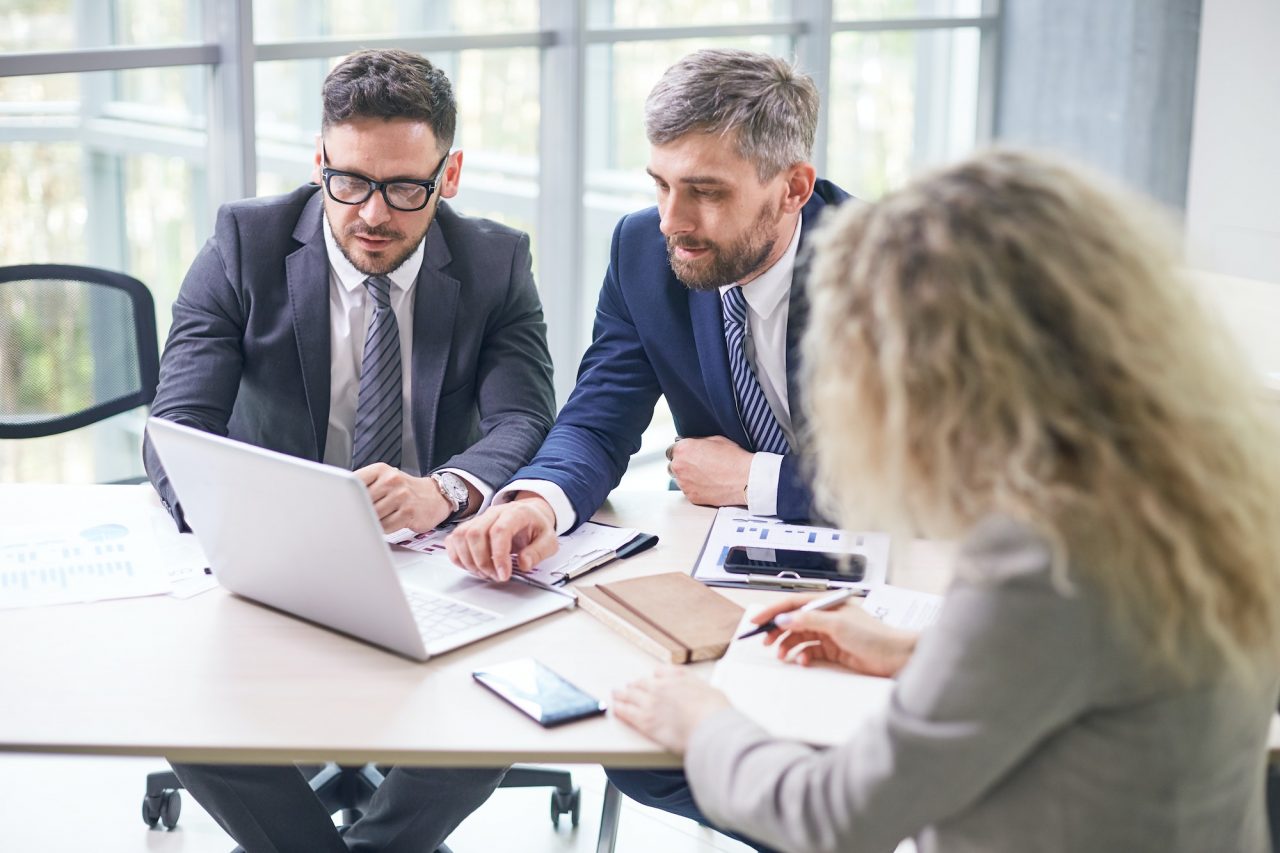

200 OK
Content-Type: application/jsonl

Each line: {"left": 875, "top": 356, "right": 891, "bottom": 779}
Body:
{"left": 438, "top": 468, "right": 494, "bottom": 516}
{"left": 746, "top": 452, "right": 783, "bottom": 517}
{"left": 495, "top": 479, "right": 577, "bottom": 535}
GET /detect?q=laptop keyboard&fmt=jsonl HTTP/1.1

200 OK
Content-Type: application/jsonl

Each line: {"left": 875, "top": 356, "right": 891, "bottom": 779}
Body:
{"left": 404, "top": 588, "right": 500, "bottom": 643}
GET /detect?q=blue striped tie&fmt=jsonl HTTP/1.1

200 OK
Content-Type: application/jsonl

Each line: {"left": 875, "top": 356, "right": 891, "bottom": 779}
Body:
{"left": 722, "top": 285, "right": 790, "bottom": 456}
{"left": 351, "top": 275, "right": 403, "bottom": 470}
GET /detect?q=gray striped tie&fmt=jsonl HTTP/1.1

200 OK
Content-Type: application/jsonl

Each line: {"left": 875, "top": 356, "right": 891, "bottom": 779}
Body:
{"left": 351, "top": 275, "right": 403, "bottom": 470}
{"left": 722, "top": 285, "right": 790, "bottom": 456}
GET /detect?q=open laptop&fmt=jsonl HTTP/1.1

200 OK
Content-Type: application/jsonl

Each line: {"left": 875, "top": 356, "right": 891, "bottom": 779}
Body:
{"left": 146, "top": 418, "right": 574, "bottom": 661}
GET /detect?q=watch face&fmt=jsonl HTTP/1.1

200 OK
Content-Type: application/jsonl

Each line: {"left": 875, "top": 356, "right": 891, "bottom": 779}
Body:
{"left": 436, "top": 473, "right": 467, "bottom": 511}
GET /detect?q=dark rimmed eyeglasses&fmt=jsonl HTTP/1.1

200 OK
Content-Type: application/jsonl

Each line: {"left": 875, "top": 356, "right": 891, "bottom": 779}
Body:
{"left": 320, "top": 144, "right": 450, "bottom": 212}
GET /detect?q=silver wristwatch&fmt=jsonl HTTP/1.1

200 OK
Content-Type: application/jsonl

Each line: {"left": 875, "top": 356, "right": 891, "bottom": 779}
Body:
{"left": 430, "top": 471, "right": 471, "bottom": 519}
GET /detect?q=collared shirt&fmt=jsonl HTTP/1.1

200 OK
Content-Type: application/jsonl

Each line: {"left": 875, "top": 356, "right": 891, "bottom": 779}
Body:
{"left": 320, "top": 215, "right": 492, "bottom": 509}
{"left": 502, "top": 216, "right": 803, "bottom": 532}
{"left": 720, "top": 215, "right": 801, "bottom": 518}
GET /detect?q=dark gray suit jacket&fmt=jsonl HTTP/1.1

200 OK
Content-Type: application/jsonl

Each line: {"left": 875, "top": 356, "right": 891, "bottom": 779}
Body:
{"left": 144, "top": 185, "right": 555, "bottom": 528}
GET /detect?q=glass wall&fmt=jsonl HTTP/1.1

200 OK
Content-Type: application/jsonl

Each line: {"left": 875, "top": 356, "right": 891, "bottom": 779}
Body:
{"left": 0, "top": 59, "right": 208, "bottom": 482}
{"left": 0, "top": 0, "right": 998, "bottom": 484}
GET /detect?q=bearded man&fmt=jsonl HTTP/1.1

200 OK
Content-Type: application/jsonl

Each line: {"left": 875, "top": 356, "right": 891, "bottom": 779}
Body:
{"left": 447, "top": 48, "right": 850, "bottom": 577}
{"left": 444, "top": 48, "right": 850, "bottom": 853}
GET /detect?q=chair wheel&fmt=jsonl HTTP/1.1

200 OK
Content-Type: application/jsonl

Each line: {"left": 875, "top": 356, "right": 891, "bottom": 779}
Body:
{"left": 141, "top": 796, "right": 159, "bottom": 828}
{"left": 160, "top": 790, "right": 182, "bottom": 829}
{"left": 550, "top": 786, "right": 581, "bottom": 828}
{"left": 142, "top": 790, "right": 182, "bottom": 829}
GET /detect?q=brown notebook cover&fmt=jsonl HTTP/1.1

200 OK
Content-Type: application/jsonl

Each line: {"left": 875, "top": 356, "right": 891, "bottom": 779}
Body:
{"left": 576, "top": 572, "right": 745, "bottom": 664}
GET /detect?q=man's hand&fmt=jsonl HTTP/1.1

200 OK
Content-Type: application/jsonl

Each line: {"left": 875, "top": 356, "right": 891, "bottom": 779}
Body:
{"left": 356, "top": 463, "right": 452, "bottom": 534}
{"left": 666, "top": 435, "right": 752, "bottom": 507}
{"left": 445, "top": 494, "right": 559, "bottom": 582}
{"left": 612, "top": 666, "right": 731, "bottom": 754}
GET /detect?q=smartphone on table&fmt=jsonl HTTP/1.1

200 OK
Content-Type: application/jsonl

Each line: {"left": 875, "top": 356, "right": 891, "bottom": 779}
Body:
{"left": 472, "top": 659, "right": 606, "bottom": 727}
{"left": 722, "top": 546, "right": 866, "bottom": 582}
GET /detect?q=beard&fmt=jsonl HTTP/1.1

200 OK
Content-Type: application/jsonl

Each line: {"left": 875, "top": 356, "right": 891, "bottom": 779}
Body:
{"left": 666, "top": 199, "right": 783, "bottom": 291}
{"left": 334, "top": 217, "right": 431, "bottom": 277}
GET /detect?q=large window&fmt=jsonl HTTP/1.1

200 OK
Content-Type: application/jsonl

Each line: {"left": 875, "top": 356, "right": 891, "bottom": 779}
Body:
{"left": 0, "top": 0, "right": 999, "bottom": 483}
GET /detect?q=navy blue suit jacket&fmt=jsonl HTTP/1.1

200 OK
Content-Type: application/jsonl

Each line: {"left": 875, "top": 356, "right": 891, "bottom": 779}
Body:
{"left": 514, "top": 179, "right": 851, "bottom": 529}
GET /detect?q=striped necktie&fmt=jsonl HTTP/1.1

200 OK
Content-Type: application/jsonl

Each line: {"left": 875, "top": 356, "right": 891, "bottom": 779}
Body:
{"left": 350, "top": 275, "right": 403, "bottom": 470}
{"left": 721, "top": 285, "right": 790, "bottom": 456}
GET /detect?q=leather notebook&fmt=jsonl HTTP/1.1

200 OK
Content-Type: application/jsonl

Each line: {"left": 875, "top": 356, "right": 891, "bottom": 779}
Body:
{"left": 576, "top": 572, "right": 745, "bottom": 664}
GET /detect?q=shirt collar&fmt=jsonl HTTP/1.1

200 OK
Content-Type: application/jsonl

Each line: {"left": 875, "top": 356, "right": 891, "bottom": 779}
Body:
{"left": 322, "top": 213, "right": 426, "bottom": 294}
{"left": 720, "top": 216, "right": 802, "bottom": 320}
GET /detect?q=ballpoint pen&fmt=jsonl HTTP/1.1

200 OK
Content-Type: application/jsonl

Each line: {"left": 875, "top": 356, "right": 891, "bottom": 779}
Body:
{"left": 736, "top": 586, "right": 864, "bottom": 640}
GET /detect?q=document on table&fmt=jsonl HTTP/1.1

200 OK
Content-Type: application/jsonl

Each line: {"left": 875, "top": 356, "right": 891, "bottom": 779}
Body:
{"left": 387, "top": 522, "right": 643, "bottom": 589}
{"left": 0, "top": 516, "right": 170, "bottom": 609}
{"left": 150, "top": 519, "right": 216, "bottom": 599}
{"left": 712, "top": 609, "right": 894, "bottom": 746}
{"left": 691, "top": 507, "right": 889, "bottom": 590}
{"left": 862, "top": 584, "right": 943, "bottom": 630}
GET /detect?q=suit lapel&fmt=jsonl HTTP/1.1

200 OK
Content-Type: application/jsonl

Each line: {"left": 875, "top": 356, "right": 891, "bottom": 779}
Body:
{"left": 285, "top": 191, "right": 331, "bottom": 461}
{"left": 784, "top": 192, "right": 845, "bottom": 438}
{"left": 409, "top": 214, "right": 460, "bottom": 471}
{"left": 785, "top": 202, "right": 824, "bottom": 438}
{"left": 689, "top": 286, "right": 751, "bottom": 447}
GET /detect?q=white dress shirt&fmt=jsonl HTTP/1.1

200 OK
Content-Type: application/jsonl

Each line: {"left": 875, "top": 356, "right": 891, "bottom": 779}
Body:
{"left": 502, "top": 217, "right": 803, "bottom": 533}
{"left": 723, "top": 215, "right": 801, "bottom": 517}
{"left": 320, "top": 215, "right": 492, "bottom": 509}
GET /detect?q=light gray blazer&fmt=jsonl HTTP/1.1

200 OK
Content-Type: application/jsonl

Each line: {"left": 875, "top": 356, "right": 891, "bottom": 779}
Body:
{"left": 143, "top": 185, "right": 555, "bottom": 529}
{"left": 687, "top": 515, "right": 1278, "bottom": 853}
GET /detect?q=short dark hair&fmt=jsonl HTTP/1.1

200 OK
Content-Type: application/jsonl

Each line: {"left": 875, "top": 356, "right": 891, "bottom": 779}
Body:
{"left": 321, "top": 49, "right": 456, "bottom": 151}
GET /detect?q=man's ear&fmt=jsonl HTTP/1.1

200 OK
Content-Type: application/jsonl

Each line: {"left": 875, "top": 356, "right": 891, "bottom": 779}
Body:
{"left": 780, "top": 162, "right": 817, "bottom": 214}
{"left": 438, "top": 150, "right": 464, "bottom": 200}
{"left": 310, "top": 133, "right": 324, "bottom": 185}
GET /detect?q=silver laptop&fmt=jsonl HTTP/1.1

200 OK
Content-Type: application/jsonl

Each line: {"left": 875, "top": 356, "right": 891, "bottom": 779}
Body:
{"left": 146, "top": 418, "right": 573, "bottom": 661}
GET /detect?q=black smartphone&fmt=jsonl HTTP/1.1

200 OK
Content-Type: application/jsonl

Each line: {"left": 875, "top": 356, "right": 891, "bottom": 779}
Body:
{"left": 472, "top": 659, "right": 607, "bottom": 727}
{"left": 722, "top": 546, "right": 866, "bottom": 581}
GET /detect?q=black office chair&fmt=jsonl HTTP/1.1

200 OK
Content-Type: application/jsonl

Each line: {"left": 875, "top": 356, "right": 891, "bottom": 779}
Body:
{"left": 142, "top": 763, "right": 582, "bottom": 850}
{"left": 0, "top": 263, "right": 158, "bottom": 444}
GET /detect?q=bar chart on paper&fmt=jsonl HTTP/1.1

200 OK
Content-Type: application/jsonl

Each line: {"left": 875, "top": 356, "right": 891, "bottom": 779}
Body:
{"left": 0, "top": 521, "right": 169, "bottom": 609}
{"left": 692, "top": 508, "right": 890, "bottom": 589}
{"left": 729, "top": 516, "right": 848, "bottom": 547}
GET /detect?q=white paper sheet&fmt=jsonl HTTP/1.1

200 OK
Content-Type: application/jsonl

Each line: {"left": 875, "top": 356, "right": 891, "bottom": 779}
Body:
{"left": 862, "top": 584, "right": 943, "bottom": 630}
{"left": 692, "top": 507, "right": 889, "bottom": 590}
{"left": 387, "top": 522, "right": 639, "bottom": 587}
{"left": 144, "top": 511, "right": 218, "bottom": 598}
{"left": 0, "top": 516, "right": 170, "bottom": 609}
{"left": 711, "top": 609, "right": 894, "bottom": 746}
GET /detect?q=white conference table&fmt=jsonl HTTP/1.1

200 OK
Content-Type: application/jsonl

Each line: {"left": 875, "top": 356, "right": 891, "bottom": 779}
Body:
{"left": 0, "top": 484, "right": 955, "bottom": 770}
{"left": 3, "top": 482, "right": 1278, "bottom": 853}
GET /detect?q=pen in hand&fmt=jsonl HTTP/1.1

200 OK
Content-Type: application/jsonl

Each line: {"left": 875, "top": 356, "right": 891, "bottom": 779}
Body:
{"left": 736, "top": 586, "right": 864, "bottom": 641}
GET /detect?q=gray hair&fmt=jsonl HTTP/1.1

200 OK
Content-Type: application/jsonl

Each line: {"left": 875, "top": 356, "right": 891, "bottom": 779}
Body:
{"left": 644, "top": 48, "right": 818, "bottom": 181}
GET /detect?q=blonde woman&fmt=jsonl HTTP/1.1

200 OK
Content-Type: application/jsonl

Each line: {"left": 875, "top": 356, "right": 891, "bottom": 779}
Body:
{"left": 614, "top": 149, "right": 1280, "bottom": 853}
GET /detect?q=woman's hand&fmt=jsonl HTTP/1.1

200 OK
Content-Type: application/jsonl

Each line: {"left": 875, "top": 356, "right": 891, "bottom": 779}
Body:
{"left": 752, "top": 595, "right": 919, "bottom": 677}
{"left": 612, "top": 666, "right": 731, "bottom": 754}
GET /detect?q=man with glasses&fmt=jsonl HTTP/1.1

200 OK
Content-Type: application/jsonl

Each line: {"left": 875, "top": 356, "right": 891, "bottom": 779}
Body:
{"left": 143, "top": 48, "right": 553, "bottom": 852}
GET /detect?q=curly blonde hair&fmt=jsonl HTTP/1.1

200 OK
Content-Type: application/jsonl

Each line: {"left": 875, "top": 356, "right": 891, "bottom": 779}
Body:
{"left": 803, "top": 148, "right": 1280, "bottom": 670}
